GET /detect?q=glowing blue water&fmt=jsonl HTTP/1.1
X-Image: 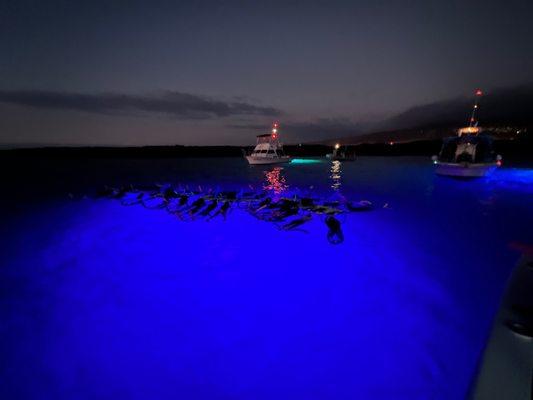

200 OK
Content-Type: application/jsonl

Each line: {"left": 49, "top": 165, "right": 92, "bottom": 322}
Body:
{"left": 1, "top": 157, "right": 532, "bottom": 399}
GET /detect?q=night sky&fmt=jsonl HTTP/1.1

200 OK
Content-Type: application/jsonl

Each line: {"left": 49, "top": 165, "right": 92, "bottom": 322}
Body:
{"left": 1, "top": 0, "right": 532, "bottom": 146}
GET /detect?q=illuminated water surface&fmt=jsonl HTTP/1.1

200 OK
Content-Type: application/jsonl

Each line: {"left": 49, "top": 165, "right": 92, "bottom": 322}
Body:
{"left": 1, "top": 157, "right": 532, "bottom": 399}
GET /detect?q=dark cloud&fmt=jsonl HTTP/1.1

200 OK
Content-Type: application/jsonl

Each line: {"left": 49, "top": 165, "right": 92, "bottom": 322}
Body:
{"left": 0, "top": 90, "right": 282, "bottom": 120}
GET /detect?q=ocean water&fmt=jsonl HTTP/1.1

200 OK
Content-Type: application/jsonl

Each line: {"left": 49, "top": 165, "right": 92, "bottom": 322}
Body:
{"left": 1, "top": 156, "right": 532, "bottom": 399}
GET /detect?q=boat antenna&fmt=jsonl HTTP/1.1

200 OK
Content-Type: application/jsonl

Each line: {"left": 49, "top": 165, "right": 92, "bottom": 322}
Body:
{"left": 468, "top": 89, "right": 483, "bottom": 127}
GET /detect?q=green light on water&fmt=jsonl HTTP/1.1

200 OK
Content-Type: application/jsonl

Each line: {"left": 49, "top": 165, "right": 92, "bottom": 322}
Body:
{"left": 290, "top": 158, "right": 323, "bottom": 164}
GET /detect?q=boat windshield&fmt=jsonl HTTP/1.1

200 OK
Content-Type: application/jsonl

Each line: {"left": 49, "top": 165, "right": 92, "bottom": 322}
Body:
{"left": 439, "top": 134, "right": 495, "bottom": 163}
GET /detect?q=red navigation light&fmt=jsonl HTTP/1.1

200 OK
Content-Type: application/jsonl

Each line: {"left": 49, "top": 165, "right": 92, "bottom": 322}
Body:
{"left": 475, "top": 89, "right": 483, "bottom": 96}
{"left": 272, "top": 133, "right": 277, "bottom": 139}
{"left": 497, "top": 160, "right": 502, "bottom": 167}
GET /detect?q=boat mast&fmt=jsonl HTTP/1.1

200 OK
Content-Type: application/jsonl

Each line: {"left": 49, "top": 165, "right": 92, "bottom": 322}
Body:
{"left": 468, "top": 89, "right": 483, "bottom": 127}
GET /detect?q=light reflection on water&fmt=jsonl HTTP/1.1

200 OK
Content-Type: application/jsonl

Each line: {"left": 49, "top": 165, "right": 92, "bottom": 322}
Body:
{"left": 263, "top": 167, "right": 288, "bottom": 194}
{"left": 330, "top": 160, "right": 342, "bottom": 191}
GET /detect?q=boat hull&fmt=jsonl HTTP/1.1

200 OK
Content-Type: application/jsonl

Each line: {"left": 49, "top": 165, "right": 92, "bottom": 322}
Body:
{"left": 245, "top": 156, "right": 291, "bottom": 165}
{"left": 470, "top": 255, "right": 533, "bottom": 399}
{"left": 435, "top": 162, "right": 498, "bottom": 177}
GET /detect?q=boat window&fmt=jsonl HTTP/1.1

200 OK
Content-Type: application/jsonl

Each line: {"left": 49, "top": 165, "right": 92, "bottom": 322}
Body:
{"left": 440, "top": 140, "right": 457, "bottom": 162}
{"left": 260, "top": 150, "right": 268, "bottom": 154}
{"left": 267, "top": 150, "right": 275, "bottom": 154}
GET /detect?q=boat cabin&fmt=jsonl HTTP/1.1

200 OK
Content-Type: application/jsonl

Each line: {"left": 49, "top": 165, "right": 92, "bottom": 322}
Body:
{"left": 250, "top": 133, "right": 286, "bottom": 158}
{"left": 438, "top": 130, "right": 496, "bottom": 164}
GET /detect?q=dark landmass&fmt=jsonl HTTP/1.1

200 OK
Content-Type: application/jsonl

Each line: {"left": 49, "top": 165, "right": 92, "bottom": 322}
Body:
{"left": 384, "top": 84, "right": 533, "bottom": 131}
{"left": 343, "top": 137, "right": 533, "bottom": 161}
{"left": 318, "top": 83, "right": 533, "bottom": 145}
{"left": 0, "top": 145, "right": 246, "bottom": 159}
{"left": 319, "top": 125, "right": 530, "bottom": 146}
{"left": 1, "top": 135, "right": 531, "bottom": 163}
{"left": 0, "top": 144, "right": 332, "bottom": 159}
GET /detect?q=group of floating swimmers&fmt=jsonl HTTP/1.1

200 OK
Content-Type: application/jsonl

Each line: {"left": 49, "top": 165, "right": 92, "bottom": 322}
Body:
{"left": 96, "top": 184, "right": 374, "bottom": 244}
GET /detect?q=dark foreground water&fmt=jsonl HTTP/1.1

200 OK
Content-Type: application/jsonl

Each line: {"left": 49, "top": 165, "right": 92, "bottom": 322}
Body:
{"left": 1, "top": 157, "right": 532, "bottom": 399}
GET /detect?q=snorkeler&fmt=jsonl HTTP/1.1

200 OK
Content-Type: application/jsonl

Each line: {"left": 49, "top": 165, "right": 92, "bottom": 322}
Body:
{"left": 255, "top": 198, "right": 299, "bottom": 222}
{"left": 208, "top": 200, "right": 232, "bottom": 220}
{"left": 188, "top": 197, "right": 206, "bottom": 216}
{"left": 141, "top": 191, "right": 169, "bottom": 209}
{"left": 308, "top": 204, "right": 341, "bottom": 215}
{"left": 250, "top": 197, "right": 272, "bottom": 212}
{"left": 345, "top": 200, "right": 373, "bottom": 212}
{"left": 162, "top": 187, "right": 180, "bottom": 200}
{"left": 121, "top": 191, "right": 145, "bottom": 206}
{"left": 165, "top": 193, "right": 190, "bottom": 214}
{"left": 217, "top": 191, "right": 238, "bottom": 201}
{"left": 279, "top": 214, "right": 312, "bottom": 231}
{"left": 199, "top": 200, "right": 218, "bottom": 217}
{"left": 299, "top": 197, "right": 316, "bottom": 210}
{"left": 325, "top": 215, "right": 344, "bottom": 245}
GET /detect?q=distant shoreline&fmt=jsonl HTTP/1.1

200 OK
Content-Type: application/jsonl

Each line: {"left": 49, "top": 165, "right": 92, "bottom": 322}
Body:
{"left": 0, "top": 138, "right": 531, "bottom": 161}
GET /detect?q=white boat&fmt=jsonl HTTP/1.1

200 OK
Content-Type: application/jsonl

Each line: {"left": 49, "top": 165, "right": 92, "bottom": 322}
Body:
{"left": 432, "top": 90, "right": 502, "bottom": 178}
{"left": 245, "top": 122, "right": 291, "bottom": 165}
